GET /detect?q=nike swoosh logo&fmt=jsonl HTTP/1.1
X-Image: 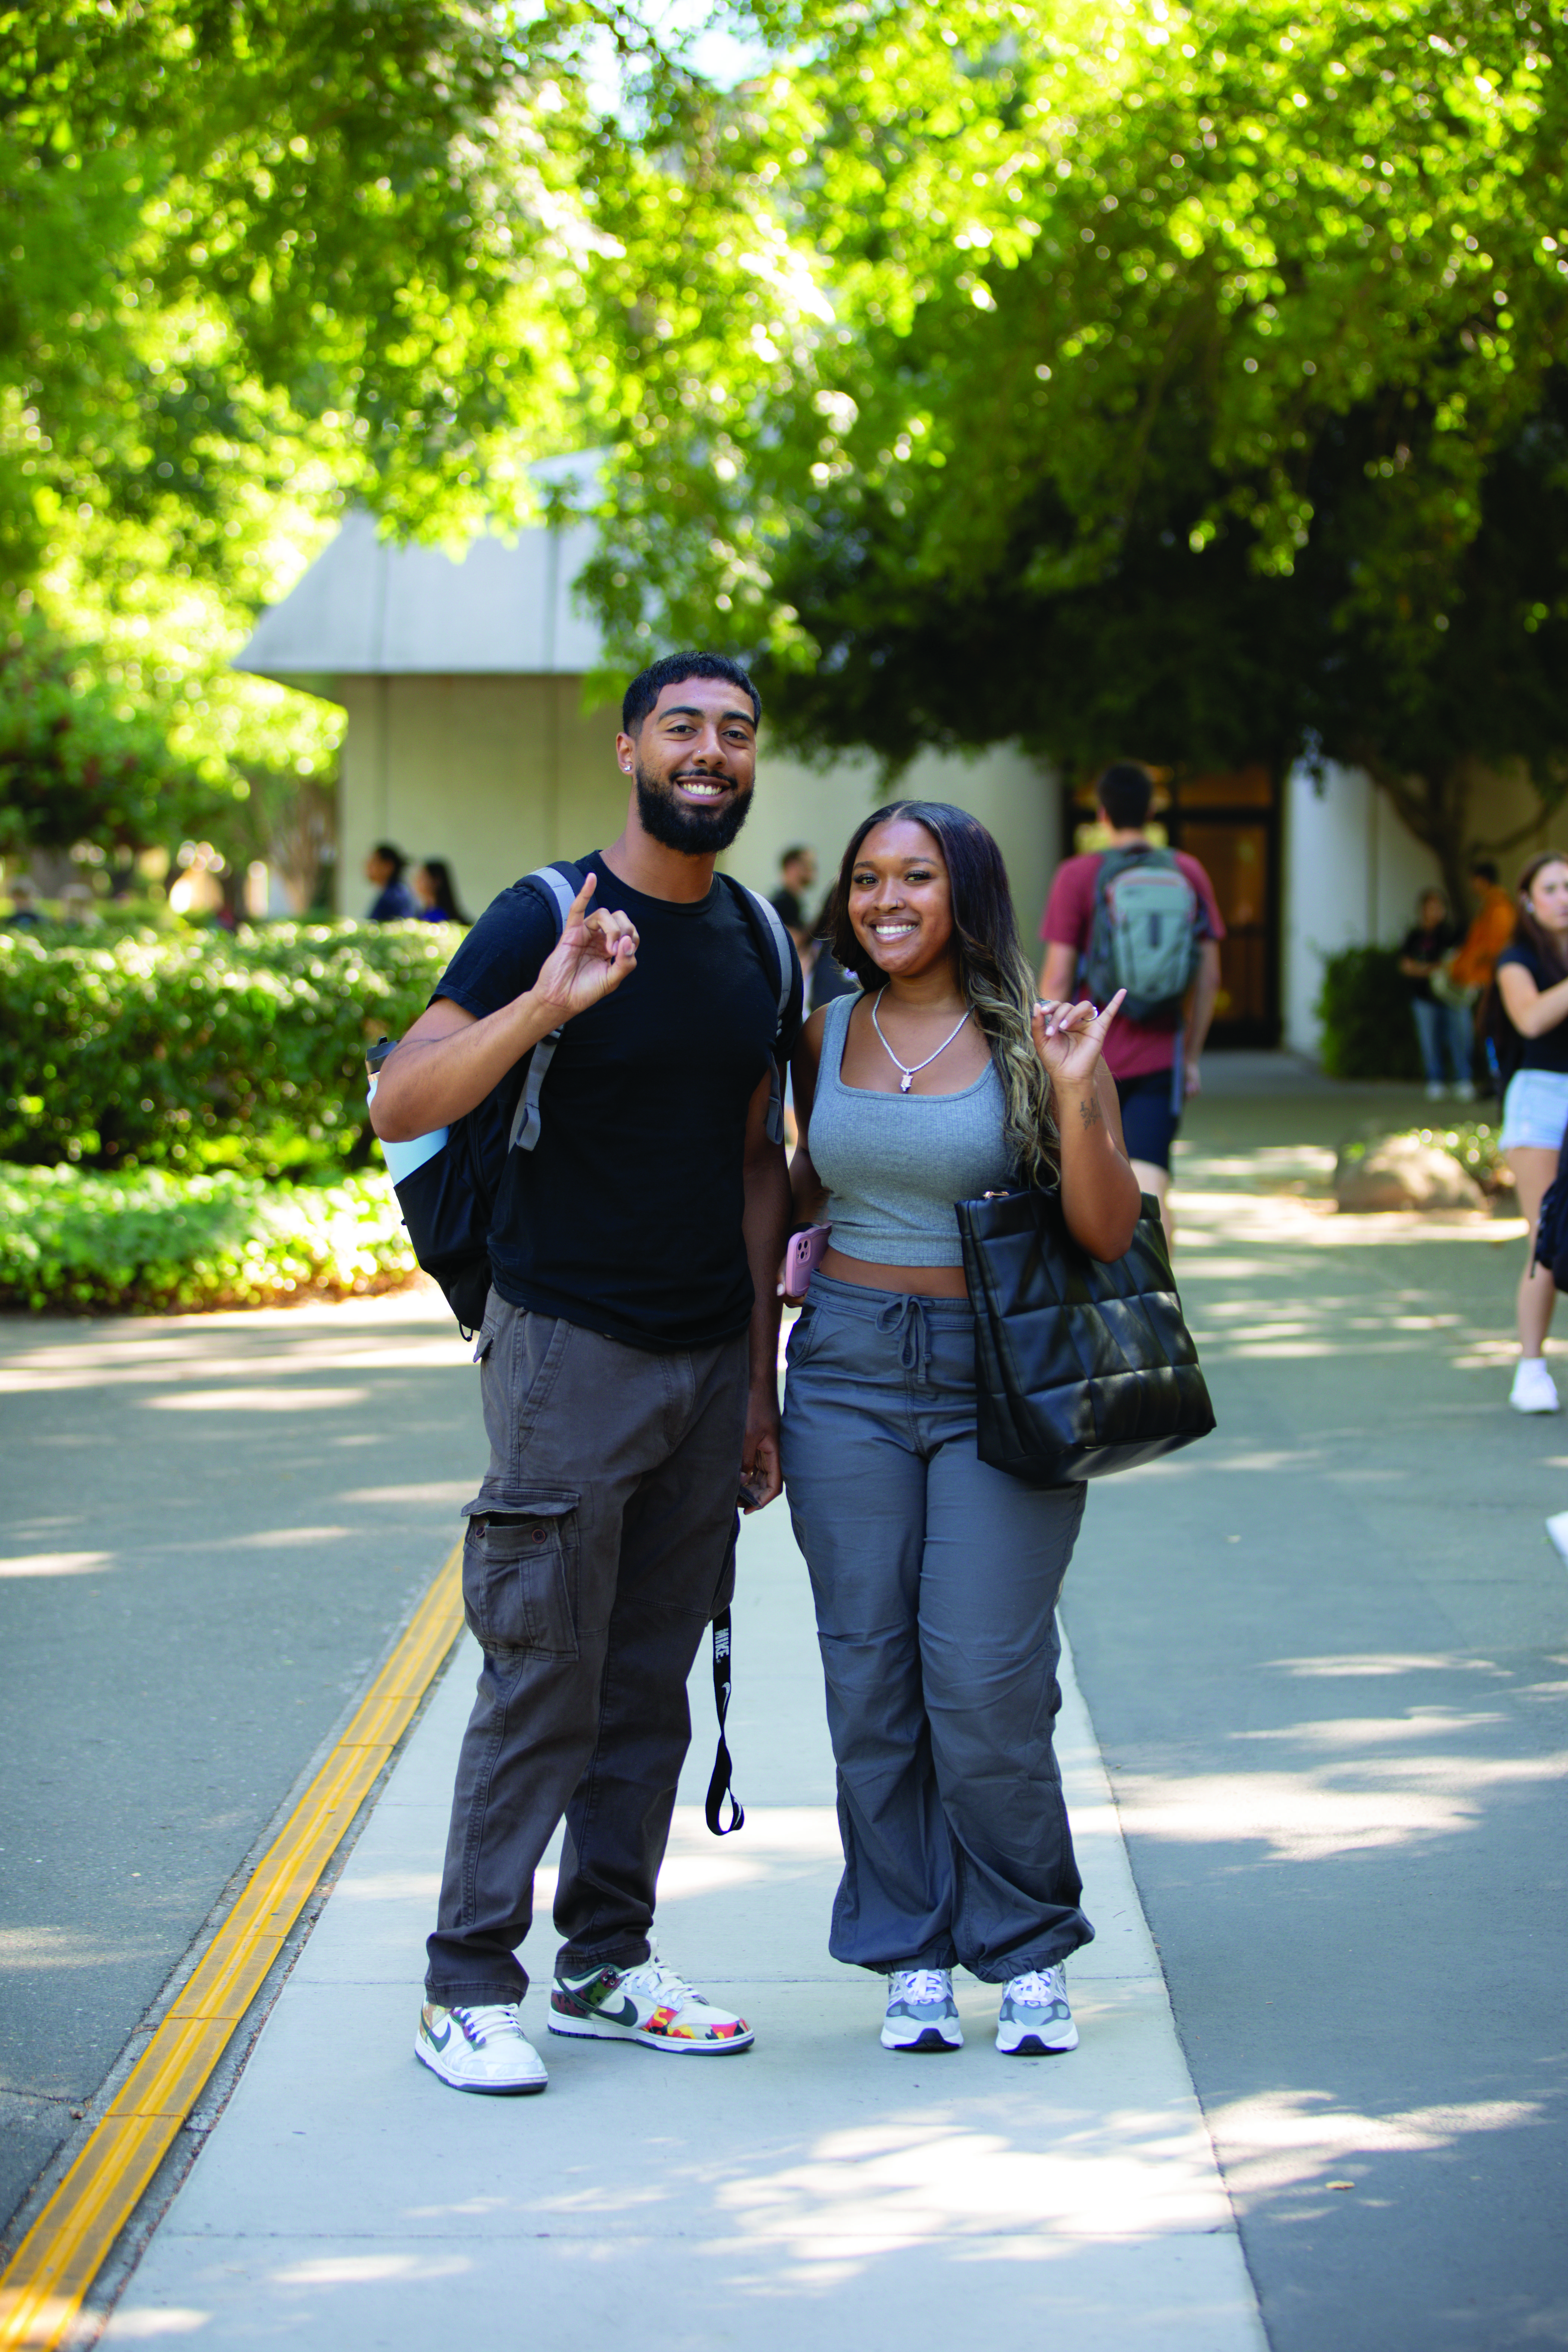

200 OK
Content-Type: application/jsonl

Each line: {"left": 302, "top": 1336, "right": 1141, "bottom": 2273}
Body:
{"left": 598, "top": 1997, "right": 639, "bottom": 2027}
{"left": 425, "top": 2020, "right": 451, "bottom": 2051}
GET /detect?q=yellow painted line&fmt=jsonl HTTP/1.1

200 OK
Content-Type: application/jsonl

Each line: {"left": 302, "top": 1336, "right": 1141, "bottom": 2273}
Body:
{"left": 0, "top": 1542, "right": 465, "bottom": 2352}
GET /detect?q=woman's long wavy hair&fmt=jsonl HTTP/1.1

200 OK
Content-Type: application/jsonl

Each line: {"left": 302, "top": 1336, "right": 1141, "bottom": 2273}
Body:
{"left": 829, "top": 801, "right": 1058, "bottom": 1186}
{"left": 1514, "top": 850, "right": 1568, "bottom": 980}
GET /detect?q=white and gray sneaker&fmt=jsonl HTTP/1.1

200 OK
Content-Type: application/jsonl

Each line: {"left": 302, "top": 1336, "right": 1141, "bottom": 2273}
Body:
{"left": 1511, "top": 1358, "right": 1561, "bottom": 1414}
{"left": 996, "top": 1966, "right": 1078, "bottom": 2055}
{"left": 415, "top": 2001, "right": 548, "bottom": 2094}
{"left": 881, "top": 1968, "right": 963, "bottom": 2052}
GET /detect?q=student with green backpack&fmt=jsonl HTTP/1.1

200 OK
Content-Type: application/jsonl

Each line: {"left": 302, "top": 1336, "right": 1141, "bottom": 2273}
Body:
{"left": 1038, "top": 762, "right": 1223, "bottom": 1245}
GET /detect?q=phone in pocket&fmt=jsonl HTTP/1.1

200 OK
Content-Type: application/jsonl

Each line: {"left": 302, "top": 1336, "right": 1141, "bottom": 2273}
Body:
{"left": 782, "top": 1223, "right": 832, "bottom": 1302}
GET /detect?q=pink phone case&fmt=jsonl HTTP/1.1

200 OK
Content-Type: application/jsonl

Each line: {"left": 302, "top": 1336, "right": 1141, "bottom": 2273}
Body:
{"left": 784, "top": 1224, "right": 832, "bottom": 1295}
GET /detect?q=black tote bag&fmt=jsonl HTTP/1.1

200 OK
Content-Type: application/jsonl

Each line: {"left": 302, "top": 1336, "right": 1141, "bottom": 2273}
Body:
{"left": 955, "top": 1187, "right": 1216, "bottom": 1486}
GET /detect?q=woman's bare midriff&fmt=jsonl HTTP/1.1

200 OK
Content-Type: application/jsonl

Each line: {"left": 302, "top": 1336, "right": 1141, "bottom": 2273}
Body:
{"left": 819, "top": 1244, "right": 969, "bottom": 1299}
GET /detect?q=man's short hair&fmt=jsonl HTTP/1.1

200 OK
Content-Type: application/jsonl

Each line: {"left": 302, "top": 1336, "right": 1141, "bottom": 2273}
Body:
{"left": 1095, "top": 762, "right": 1154, "bottom": 830}
{"left": 780, "top": 844, "right": 811, "bottom": 871}
{"left": 371, "top": 842, "right": 406, "bottom": 877}
{"left": 622, "top": 652, "right": 761, "bottom": 735}
{"left": 1468, "top": 857, "right": 1499, "bottom": 885}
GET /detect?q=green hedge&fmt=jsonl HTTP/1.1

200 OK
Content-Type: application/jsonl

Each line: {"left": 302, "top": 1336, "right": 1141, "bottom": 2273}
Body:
{"left": 1314, "top": 946, "right": 1425, "bottom": 1081}
{"left": 0, "top": 921, "right": 456, "bottom": 1176}
{"left": 0, "top": 1165, "right": 419, "bottom": 1312}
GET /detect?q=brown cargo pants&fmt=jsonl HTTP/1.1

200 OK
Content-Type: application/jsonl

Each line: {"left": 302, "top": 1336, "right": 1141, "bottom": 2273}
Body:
{"left": 424, "top": 1290, "right": 748, "bottom": 2007}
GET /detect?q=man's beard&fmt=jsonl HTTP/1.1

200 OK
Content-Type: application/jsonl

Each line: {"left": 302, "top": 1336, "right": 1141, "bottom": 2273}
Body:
{"left": 635, "top": 763, "right": 754, "bottom": 855}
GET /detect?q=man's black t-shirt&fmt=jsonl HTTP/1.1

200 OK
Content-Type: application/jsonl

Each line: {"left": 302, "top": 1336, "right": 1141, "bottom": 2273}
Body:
{"left": 433, "top": 853, "right": 803, "bottom": 1351}
{"left": 1497, "top": 941, "right": 1568, "bottom": 1073}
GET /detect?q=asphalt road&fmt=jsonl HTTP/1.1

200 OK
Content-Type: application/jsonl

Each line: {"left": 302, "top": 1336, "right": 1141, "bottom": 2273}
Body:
{"left": 1064, "top": 1068, "right": 1568, "bottom": 2351}
{"left": 0, "top": 1286, "right": 480, "bottom": 2248}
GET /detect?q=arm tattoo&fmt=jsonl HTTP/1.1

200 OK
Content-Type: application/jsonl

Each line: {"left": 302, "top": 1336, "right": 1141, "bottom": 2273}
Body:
{"left": 1077, "top": 1092, "right": 1103, "bottom": 1133}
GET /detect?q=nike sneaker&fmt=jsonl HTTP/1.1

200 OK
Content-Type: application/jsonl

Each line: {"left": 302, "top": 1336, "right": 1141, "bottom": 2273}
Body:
{"left": 880, "top": 1967, "right": 963, "bottom": 2052}
{"left": 415, "top": 2001, "right": 548, "bottom": 2094}
{"left": 995, "top": 1965, "right": 1078, "bottom": 2055}
{"left": 548, "top": 1956, "right": 753, "bottom": 2052}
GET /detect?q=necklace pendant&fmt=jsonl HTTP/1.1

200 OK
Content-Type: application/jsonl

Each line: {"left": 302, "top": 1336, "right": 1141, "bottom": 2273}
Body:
{"left": 900, "top": 1072, "right": 913, "bottom": 1093}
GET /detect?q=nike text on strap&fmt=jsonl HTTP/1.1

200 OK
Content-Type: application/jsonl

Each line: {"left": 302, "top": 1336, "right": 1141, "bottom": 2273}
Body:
{"left": 705, "top": 1608, "right": 744, "bottom": 1836}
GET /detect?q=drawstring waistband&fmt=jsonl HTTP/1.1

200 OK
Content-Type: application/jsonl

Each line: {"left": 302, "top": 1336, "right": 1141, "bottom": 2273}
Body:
{"left": 875, "top": 1291, "right": 935, "bottom": 1388}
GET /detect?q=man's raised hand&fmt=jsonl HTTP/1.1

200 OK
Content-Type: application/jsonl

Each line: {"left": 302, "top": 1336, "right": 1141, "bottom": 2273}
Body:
{"left": 533, "top": 874, "right": 639, "bottom": 1022}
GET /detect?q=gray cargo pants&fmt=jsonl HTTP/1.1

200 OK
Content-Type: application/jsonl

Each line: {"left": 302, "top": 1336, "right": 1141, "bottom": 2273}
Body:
{"left": 424, "top": 1291, "right": 748, "bottom": 2008}
{"left": 780, "top": 1271, "right": 1092, "bottom": 1983}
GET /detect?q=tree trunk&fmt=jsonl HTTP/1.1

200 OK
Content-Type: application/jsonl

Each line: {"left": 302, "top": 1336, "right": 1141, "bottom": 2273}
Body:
{"left": 1352, "top": 748, "right": 1471, "bottom": 919}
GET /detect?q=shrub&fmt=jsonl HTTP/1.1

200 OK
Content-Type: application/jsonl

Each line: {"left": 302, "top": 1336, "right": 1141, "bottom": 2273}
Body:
{"left": 0, "top": 920, "right": 454, "bottom": 1175}
{"left": 0, "top": 1165, "right": 420, "bottom": 1312}
{"left": 1314, "top": 946, "right": 1424, "bottom": 1081}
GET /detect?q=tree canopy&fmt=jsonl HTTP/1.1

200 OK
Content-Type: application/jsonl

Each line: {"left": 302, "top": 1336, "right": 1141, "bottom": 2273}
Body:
{"left": 0, "top": 0, "right": 661, "bottom": 807}
{"left": 576, "top": 0, "right": 1568, "bottom": 890}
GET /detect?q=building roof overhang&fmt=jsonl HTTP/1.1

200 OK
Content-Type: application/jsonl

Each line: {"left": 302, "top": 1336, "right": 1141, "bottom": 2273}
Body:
{"left": 235, "top": 498, "right": 606, "bottom": 697}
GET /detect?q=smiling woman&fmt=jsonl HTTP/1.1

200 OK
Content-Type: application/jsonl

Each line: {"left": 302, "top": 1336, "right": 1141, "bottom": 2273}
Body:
{"left": 779, "top": 800, "right": 1142, "bottom": 2062}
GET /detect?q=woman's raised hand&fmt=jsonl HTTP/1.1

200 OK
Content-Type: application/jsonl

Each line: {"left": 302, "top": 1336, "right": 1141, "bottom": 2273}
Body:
{"left": 533, "top": 874, "right": 639, "bottom": 1020}
{"left": 1031, "top": 990, "right": 1126, "bottom": 1088}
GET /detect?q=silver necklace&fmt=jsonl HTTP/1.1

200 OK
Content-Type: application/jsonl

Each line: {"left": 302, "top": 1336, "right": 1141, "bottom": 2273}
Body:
{"left": 871, "top": 987, "right": 972, "bottom": 1094}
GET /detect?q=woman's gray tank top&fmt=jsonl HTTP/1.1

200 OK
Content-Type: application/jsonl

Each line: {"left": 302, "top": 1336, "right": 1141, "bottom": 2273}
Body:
{"left": 808, "top": 991, "right": 1014, "bottom": 1267}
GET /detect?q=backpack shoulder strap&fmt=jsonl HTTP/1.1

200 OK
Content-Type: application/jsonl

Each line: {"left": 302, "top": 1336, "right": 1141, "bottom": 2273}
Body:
{"left": 718, "top": 874, "right": 795, "bottom": 1145}
{"left": 507, "top": 860, "right": 587, "bottom": 1154}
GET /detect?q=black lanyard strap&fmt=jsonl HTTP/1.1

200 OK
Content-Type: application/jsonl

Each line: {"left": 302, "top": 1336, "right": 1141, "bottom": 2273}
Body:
{"left": 704, "top": 1609, "right": 744, "bottom": 1837}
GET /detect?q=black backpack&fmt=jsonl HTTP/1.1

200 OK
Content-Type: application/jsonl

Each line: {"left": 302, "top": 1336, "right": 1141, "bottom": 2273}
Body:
{"left": 366, "top": 860, "right": 795, "bottom": 1334}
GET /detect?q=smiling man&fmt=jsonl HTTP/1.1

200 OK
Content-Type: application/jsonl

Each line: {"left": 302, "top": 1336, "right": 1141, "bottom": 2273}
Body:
{"left": 371, "top": 652, "right": 802, "bottom": 2096}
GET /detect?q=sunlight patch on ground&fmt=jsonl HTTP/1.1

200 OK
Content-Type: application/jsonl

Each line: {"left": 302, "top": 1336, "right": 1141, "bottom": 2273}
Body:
{"left": 1271, "top": 1654, "right": 1509, "bottom": 1679}
{"left": 1229, "top": 1710, "right": 1508, "bottom": 1748}
{"left": 0, "top": 1924, "right": 164, "bottom": 1970}
{"left": 222, "top": 1525, "right": 356, "bottom": 1548}
{"left": 713, "top": 2108, "right": 1229, "bottom": 2255}
{"left": 269, "top": 2255, "right": 473, "bottom": 2288}
{"left": 0, "top": 1549, "right": 111, "bottom": 1578}
{"left": 1113, "top": 1746, "right": 1568, "bottom": 1862}
{"left": 1209, "top": 2090, "right": 1543, "bottom": 2201}
{"left": 144, "top": 1386, "right": 370, "bottom": 1412}
{"left": 100, "top": 2309, "right": 212, "bottom": 2339}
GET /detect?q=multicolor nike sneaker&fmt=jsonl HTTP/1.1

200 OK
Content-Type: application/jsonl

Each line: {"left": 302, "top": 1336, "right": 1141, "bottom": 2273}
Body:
{"left": 881, "top": 1967, "right": 963, "bottom": 2052}
{"left": 415, "top": 2001, "right": 548, "bottom": 2094}
{"left": 995, "top": 1965, "right": 1078, "bottom": 2055}
{"left": 548, "top": 1957, "right": 754, "bottom": 2053}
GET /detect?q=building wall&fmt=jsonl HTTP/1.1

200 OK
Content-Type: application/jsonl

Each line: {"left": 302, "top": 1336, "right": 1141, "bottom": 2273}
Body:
{"left": 1282, "top": 760, "right": 1556, "bottom": 1056}
{"left": 337, "top": 676, "right": 625, "bottom": 918}
{"left": 724, "top": 741, "right": 1060, "bottom": 950}
{"left": 337, "top": 673, "right": 1059, "bottom": 943}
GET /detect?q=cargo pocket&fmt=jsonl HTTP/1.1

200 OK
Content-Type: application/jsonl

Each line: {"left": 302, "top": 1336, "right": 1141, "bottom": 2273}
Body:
{"left": 462, "top": 1493, "right": 580, "bottom": 1659}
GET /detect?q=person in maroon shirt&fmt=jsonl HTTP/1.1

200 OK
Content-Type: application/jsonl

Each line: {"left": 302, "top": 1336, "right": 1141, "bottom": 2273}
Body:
{"left": 1038, "top": 763, "right": 1223, "bottom": 1245}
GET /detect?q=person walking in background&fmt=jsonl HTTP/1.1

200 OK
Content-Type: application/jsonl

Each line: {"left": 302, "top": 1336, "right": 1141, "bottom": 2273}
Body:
{"left": 364, "top": 843, "right": 420, "bottom": 922}
{"left": 781, "top": 801, "right": 1141, "bottom": 2062}
{"left": 371, "top": 652, "right": 800, "bottom": 2096}
{"left": 770, "top": 844, "right": 818, "bottom": 952}
{"left": 1452, "top": 857, "right": 1518, "bottom": 997}
{"left": 1493, "top": 852, "right": 1568, "bottom": 1414}
{"left": 1038, "top": 763, "right": 1222, "bottom": 1246}
{"left": 1399, "top": 888, "right": 1474, "bottom": 1102}
{"left": 413, "top": 859, "right": 469, "bottom": 925}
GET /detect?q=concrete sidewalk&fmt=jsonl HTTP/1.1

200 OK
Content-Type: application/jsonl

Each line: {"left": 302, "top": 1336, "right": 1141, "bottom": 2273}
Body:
{"left": 105, "top": 1496, "right": 1265, "bottom": 2349}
